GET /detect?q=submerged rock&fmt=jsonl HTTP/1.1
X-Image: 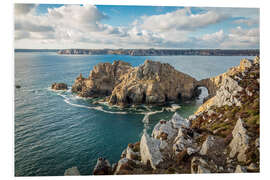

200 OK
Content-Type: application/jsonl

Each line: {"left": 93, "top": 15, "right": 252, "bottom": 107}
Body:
{"left": 64, "top": 166, "right": 80, "bottom": 176}
{"left": 93, "top": 157, "right": 112, "bottom": 175}
{"left": 51, "top": 82, "right": 68, "bottom": 90}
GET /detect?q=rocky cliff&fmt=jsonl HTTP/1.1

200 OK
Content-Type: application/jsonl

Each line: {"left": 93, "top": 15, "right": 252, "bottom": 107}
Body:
{"left": 72, "top": 60, "right": 198, "bottom": 107}
{"left": 91, "top": 56, "right": 260, "bottom": 175}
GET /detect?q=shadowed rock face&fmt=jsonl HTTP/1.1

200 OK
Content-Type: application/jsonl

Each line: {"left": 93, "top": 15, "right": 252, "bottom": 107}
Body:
{"left": 72, "top": 60, "right": 198, "bottom": 106}
{"left": 72, "top": 60, "right": 132, "bottom": 97}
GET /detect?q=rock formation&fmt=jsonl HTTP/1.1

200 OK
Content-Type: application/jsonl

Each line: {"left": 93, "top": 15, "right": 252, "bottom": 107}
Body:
{"left": 92, "top": 56, "right": 259, "bottom": 175}
{"left": 72, "top": 60, "right": 198, "bottom": 107}
{"left": 51, "top": 82, "right": 68, "bottom": 90}
{"left": 92, "top": 157, "right": 112, "bottom": 175}
{"left": 64, "top": 166, "right": 80, "bottom": 176}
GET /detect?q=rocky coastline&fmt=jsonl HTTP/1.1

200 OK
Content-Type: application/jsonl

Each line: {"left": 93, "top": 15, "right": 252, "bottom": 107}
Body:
{"left": 64, "top": 56, "right": 259, "bottom": 175}
{"left": 89, "top": 56, "right": 260, "bottom": 175}
{"left": 57, "top": 49, "right": 259, "bottom": 56}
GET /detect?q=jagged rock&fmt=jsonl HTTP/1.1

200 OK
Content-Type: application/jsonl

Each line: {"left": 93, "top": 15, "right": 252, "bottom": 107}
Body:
{"left": 253, "top": 56, "right": 260, "bottom": 64}
{"left": 191, "top": 157, "right": 211, "bottom": 173}
{"left": 171, "top": 112, "right": 190, "bottom": 129}
{"left": 93, "top": 157, "right": 112, "bottom": 175}
{"left": 108, "top": 60, "right": 198, "bottom": 106}
{"left": 235, "top": 165, "right": 247, "bottom": 173}
{"left": 200, "top": 135, "right": 226, "bottom": 166}
{"left": 229, "top": 118, "right": 250, "bottom": 162}
{"left": 51, "top": 82, "right": 68, "bottom": 90}
{"left": 72, "top": 61, "right": 132, "bottom": 98}
{"left": 140, "top": 133, "right": 163, "bottom": 169}
{"left": 64, "top": 166, "right": 80, "bottom": 176}
{"left": 239, "top": 58, "right": 253, "bottom": 71}
{"left": 126, "top": 146, "right": 140, "bottom": 160}
{"left": 173, "top": 127, "right": 197, "bottom": 155}
{"left": 114, "top": 158, "right": 139, "bottom": 175}
{"left": 152, "top": 120, "right": 177, "bottom": 141}
{"left": 255, "top": 138, "right": 260, "bottom": 149}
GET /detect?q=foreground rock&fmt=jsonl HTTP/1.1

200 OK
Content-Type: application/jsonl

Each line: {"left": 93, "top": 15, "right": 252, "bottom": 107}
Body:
{"left": 51, "top": 82, "right": 68, "bottom": 90}
{"left": 64, "top": 167, "right": 80, "bottom": 176}
{"left": 93, "top": 157, "right": 112, "bottom": 175}
{"left": 72, "top": 60, "right": 198, "bottom": 107}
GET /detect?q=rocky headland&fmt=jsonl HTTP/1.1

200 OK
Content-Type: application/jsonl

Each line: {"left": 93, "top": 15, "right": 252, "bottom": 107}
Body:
{"left": 88, "top": 56, "right": 260, "bottom": 175}
{"left": 72, "top": 60, "right": 199, "bottom": 107}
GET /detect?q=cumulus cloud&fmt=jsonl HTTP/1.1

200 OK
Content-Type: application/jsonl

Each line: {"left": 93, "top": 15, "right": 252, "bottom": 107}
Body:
{"left": 14, "top": 5, "right": 259, "bottom": 49}
{"left": 140, "top": 8, "right": 228, "bottom": 32}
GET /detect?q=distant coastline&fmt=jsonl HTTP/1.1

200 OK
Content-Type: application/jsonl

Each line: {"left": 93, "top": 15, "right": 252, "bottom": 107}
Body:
{"left": 15, "top": 48, "right": 260, "bottom": 56}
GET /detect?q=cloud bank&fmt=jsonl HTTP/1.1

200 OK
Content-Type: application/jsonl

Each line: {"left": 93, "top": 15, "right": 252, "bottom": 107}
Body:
{"left": 14, "top": 4, "right": 260, "bottom": 49}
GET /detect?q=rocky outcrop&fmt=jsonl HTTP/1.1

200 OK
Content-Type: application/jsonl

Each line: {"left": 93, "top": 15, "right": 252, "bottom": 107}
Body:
{"left": 72, "top": 61, "right": 132, "bottom": 97}
{"left": 72, "top": 60, "right": 198, "bottom": 106}
{"left": 93, "top": 157, "right": 112, "bottom": 175}
{"left": 229, "top": 118, "right": 250, "bottom": 162}
{"left": 140, "top": 133, "right": 164, "bottom": 170}
{"left": 51, "top": 82, "right": 68, "bottom": 90}
{"left": 64, "top": 166, "right": 80, "bottom": 176}
{"left": 109, "top": 60, "right": 198, "bottom": 107}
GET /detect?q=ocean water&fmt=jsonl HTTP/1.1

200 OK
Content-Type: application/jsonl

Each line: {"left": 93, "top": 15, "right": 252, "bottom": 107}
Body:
{"left": 15, "top": 53, "right": 254, "bottom": 176}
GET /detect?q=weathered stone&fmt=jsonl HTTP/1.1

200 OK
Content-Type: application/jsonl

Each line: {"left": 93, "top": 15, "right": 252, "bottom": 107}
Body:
{"left": 247, "top": 163, "right": 258, "bottom": 171}
{"left": 140, "top": 133, "right": 163, "bottom": 169}
{"left": 126, "top": 146, "right": 140, "bottom": 160}
{"left": 93, "top": 157, "right": 112, "bottom": 175}
{"left": 235, "top": 165, "right": 247, "bottom": 173}
{"left": 229, "top": 118, "right": 250, "bottom": 162}
{"left": 64, "top": 166, "right": 80, "bottom": 176}
{"left": 171, "top": 112, "right": 190, "bottom": 129}
{"left": 51, "top": 82, "right": 68, "bottom": 90}
{"left": 191, "top": 157, "right": 211, "bottom": 174}
{"left": 152, "top": 120, "right": 177, "bottom": 141}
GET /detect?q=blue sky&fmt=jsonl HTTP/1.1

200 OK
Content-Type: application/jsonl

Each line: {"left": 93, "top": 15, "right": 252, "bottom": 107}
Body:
{"left": 14, "top": 4, "right": 259, "bottom": 49}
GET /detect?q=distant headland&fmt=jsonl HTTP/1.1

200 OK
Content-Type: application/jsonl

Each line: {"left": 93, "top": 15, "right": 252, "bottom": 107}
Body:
{"left": 15, "top": 49, "right": 259, "bottom": 56}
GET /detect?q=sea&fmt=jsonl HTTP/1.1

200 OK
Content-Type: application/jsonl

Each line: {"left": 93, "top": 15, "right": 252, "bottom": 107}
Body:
{"left": 14, "top": 52, "right": 254, "bottom": 176}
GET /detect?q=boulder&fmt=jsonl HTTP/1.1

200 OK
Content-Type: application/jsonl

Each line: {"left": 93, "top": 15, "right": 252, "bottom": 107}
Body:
{"left": 235, "top": 165, "right": 247, "bottom": 173}
{"left": 229, "top": 118, "right": 250, "bottom": 162}
{"left": 191, "top": 157, "right": 211, "bottom": 174}
{"left": 114, "top": 158, "right": 137, "bottom": 175}
{"left": 140, "top": 133, "right": 163, "bottom": 169}
{"left": 64, "top": 166, "right": 80, "bottom": 176}
{"left": 171, "top": 112, "right": 190, "bottom": 129}
{"left": 51, "top": 82, "right": 68, "bottom": 90}
{"left": 93, "top": 157, "right": 112, "bottom": 175}
{"left": 152, "top": 120, "right": 177, "bottom": 141}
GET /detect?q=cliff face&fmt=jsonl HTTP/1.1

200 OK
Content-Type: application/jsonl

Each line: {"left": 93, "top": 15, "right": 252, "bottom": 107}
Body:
{"left": 92, "top": 56, "right": 259, "bottom": 175}
{"left": 72, "top": 60, "right": 198, "bottom": 106}
{"left": 109, "top": 60, "right": 198, "bottom": 106}
{"left": 72, "top": 60, "right": 132, "bottom": 97}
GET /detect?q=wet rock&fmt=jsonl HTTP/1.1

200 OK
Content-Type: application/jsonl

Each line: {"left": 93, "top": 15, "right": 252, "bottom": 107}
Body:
{"left": 15, "top": 85, "right": 21, "bottom": 89}
{"left": 93, "top": 157, "right": 112, "bottom": 175}
{"left": 51, "top": 82, "right": 68, "bottom": 90}
{"left": 64, "top": 166, "right": 80, "bottom": 176}
{"left": 229, "top": 118, "right": 250, "bottom": 162}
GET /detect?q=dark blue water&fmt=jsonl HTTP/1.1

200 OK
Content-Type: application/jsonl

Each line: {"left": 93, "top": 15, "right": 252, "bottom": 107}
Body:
{"left": 15, "top": 53, "right": 253, "bottom": 176}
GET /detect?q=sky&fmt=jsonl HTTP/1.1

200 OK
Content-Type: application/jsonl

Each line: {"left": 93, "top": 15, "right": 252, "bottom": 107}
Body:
{"left": 14, "top": 4, "right": 260, "bottom": 49}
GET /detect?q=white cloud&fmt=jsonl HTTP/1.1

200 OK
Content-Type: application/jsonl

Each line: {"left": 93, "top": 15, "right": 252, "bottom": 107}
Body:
{"left": 140, "top": 8, "right": 228, "bottom": 32}
{"left": 234, "top": 18, "right": 259, "bottom": 26}
{"left": 14, "top": 5, "right": 259, "bottom": 49}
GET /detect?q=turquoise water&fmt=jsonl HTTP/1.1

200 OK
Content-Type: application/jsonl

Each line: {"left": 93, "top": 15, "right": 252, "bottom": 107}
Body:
{"left": 15, "top": 53, "right": 253, "bottom": 176}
